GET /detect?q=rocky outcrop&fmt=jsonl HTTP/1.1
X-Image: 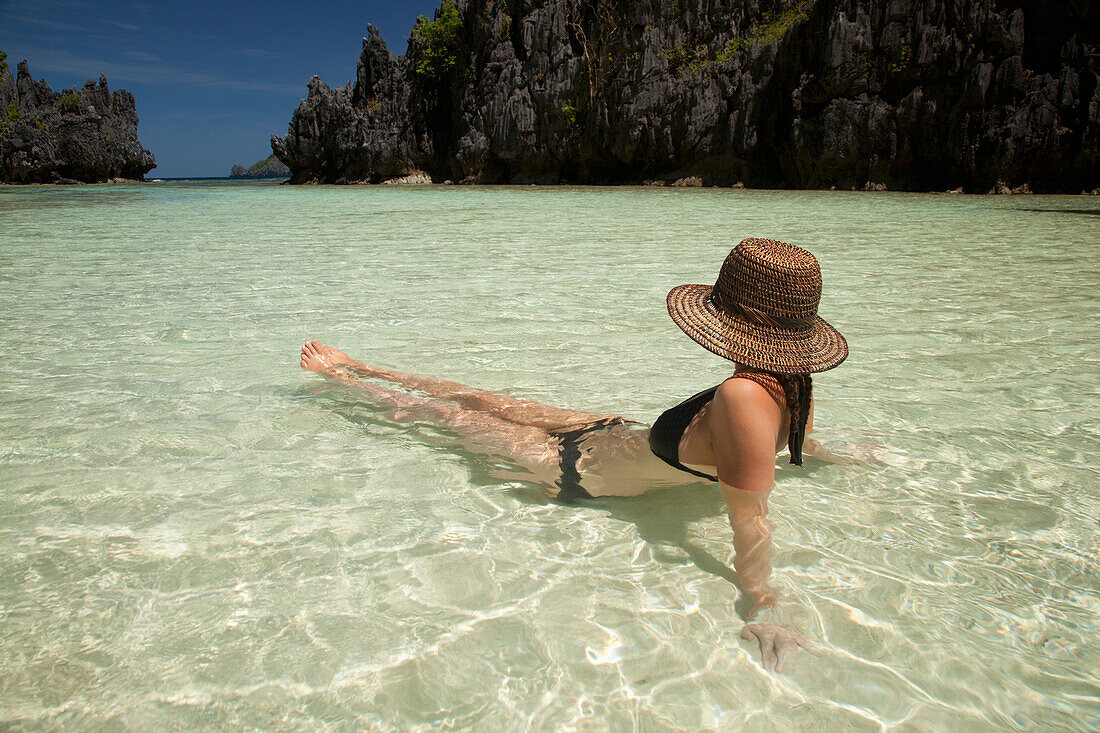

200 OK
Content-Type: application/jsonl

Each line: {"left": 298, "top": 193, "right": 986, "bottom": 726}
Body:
{"left": 229, "top": 153, "right": 291, "bottom": 178}
{"left": 273, "top": 0, "right": 1099, "bottom": 192}
{"left": 0, "top": 60, "right": 155, "bottom": 184}
{"left": 273, "top": 26, "right": 426, "bottom": 184}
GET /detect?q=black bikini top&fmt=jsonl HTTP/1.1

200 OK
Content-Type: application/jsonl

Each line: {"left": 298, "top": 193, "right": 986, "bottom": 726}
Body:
{"left": 648, "top": 384, "right": 721, "bottom": 482}
{"left": 649, "top": 372, "right": 812, "bottom": 482}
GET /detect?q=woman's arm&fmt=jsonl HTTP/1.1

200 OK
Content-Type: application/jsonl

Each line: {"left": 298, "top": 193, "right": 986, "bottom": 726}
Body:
{"left": 709, "top": 379, "right": 813, "bottom": 671}
{"left": 802, "top": 436, "right": 853, "bottom": 464}
{"left": 724, "top": 484, "right": 778, "bottom": 611}
{"left": 709, "top": 379, "right": 783, "bottom": 613}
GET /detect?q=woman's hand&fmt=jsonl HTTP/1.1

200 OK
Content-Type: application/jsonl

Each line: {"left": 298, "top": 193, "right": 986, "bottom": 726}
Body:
{"left": 802, "top": 436, "right": 886, "bottom": 466}
{"left": 741, "top": 622, "right": 815, "bottom": 672}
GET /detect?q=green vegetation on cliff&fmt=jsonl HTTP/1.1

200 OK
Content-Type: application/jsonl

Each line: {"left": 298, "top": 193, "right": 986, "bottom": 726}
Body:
{"left": 662, "top": 1, "right": 817, "bottom": 76}
{"left": 230, "top": 153, "right": 290, "bottom": 178}
{"left": 58, "top": 93, "right": 82, "bottom": 113}
{"left": 410, "top": 1, "right": 462, "bottom": 78}
{"left": 247, "top": 153, "right": 282, "bottom": 173}
{"left": 718, "top": 0, "right": 816, "bottom": 61}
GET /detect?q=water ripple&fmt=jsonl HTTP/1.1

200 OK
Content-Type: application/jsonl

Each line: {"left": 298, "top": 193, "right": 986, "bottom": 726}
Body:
{"left": 1, "top": 182, "right": 1097, "bottom": 729}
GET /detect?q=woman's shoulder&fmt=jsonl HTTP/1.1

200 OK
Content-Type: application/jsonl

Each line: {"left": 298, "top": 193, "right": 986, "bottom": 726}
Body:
{"left": 708, "top": 375, "right": 786, "bottom": 464}
{"left": 711, "top": 377, "right": 786, "bottom": 431}
{"left": 716, "top": 373, "right": 785, "bottom": 408}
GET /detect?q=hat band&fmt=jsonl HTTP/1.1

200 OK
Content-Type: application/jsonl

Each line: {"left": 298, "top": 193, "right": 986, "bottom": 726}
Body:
{"left": 710, "top": 292, "right": 812, "bottom": 332}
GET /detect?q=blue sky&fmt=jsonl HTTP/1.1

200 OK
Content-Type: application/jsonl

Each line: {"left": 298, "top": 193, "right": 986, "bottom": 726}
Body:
{"left": 0, "top": 0, "right": 440, "bottom": 177}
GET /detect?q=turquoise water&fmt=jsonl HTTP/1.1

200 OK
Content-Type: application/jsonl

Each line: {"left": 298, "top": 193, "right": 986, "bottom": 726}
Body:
{"left": 1, "top": 180, "right": 1097, "bottom": 730}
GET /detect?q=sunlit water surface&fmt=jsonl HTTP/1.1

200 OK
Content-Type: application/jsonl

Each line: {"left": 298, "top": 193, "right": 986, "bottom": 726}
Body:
{"left": 1, "top": 180, "right": 1097, "bottom": 730}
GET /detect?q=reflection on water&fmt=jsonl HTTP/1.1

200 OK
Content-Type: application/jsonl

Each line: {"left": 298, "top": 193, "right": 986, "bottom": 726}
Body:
{"left": 0, "top": 181, "right": 1097, "bottom": 730}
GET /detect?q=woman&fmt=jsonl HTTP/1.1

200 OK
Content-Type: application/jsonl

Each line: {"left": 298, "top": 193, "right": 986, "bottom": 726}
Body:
{"left": 300, "top": 238, "right": 848, "bottom": 672}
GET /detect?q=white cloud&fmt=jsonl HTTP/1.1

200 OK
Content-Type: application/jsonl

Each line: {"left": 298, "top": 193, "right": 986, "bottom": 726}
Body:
{"left": 14, "top": 46, "right": 305, "bottom": 95}
{"left": 4, "top": 13, "right": 87, "bottom": 33}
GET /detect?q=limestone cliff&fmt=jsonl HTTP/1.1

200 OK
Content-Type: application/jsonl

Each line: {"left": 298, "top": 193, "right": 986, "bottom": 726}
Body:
{"left": 273, "top": 0, "right": 1099, "bottom": 192}
{"left": 230, "top": 153, "right": 291, "bottom": 178}
{"left": 0, "top": 60, "right": 156, "bottom": 183}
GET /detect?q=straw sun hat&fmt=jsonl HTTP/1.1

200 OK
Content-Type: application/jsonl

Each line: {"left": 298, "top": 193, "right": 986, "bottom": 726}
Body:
{"left": 667, "top": 238, "right": 848, "bottom": 374}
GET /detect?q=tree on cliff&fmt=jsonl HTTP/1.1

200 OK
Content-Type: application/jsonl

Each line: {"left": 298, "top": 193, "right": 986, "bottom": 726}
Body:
{"left": 410, "top": 2, "right": 462, "bottom": 79}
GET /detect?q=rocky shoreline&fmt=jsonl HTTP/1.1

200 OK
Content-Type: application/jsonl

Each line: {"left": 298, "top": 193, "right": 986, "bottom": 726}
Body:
{"left": 268, "top": 173, "right": 1098, "bottom": 194}
{"left": 272, "top": 0, "right": 1099, "bottom": 193}
{"left": 0, "top": 58, "right": 155, "bottom": 184}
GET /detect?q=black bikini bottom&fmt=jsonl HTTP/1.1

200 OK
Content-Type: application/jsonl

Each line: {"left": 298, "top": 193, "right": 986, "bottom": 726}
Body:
{"left": 549, "top": 417, "right": 626, "bottom": 503}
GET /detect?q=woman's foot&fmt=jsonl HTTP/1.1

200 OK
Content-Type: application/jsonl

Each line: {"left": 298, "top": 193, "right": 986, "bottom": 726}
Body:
{"left": 300, "top": 339, "right": 353, "bottom": 372}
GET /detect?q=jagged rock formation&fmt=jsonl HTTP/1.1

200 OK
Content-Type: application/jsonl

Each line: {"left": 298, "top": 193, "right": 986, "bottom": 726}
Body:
{"left": 273, "top": 0, "right": 1099, "bottom": 192}
{"left": 0, "top": 60, "right": 155, "bottom": 184}
{"left": 230, "top": 153, "right": 291, "bottom": 178}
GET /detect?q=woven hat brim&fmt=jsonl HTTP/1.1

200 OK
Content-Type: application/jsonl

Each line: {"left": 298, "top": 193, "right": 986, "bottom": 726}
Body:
{"left": 667, "top": 284, "right": 848, "bottom": 374}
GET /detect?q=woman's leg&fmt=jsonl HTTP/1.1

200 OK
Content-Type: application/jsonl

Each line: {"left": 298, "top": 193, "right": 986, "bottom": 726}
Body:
{"left": 300, "top": 342, "right": 692, "bottom": 498}
{"left": 301, "top": 340, "right": 614, "bottom": 429}
{"left": 301, "top": 341, "right": 561, "bottom": 471}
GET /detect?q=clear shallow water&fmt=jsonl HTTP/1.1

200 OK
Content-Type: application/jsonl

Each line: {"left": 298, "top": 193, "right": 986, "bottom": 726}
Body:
{"left": 1, "top": 180, "right": 1097, "bottom": 730}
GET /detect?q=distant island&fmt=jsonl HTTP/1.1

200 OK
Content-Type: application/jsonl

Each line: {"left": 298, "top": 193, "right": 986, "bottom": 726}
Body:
{"left": 0, "top": 52, "right": 155, "bottom": 184}
{"left": 229, "top": 153, "right": 290, "bottom": 179}
{"left": 272, "top": 0, "right": 1099, "bottom": 192}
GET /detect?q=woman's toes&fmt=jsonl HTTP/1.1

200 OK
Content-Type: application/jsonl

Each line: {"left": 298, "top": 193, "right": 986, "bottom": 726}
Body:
{"left": 300, "top": 340, "right": 349, "bottom": 372}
